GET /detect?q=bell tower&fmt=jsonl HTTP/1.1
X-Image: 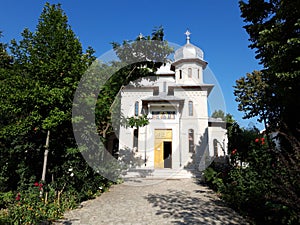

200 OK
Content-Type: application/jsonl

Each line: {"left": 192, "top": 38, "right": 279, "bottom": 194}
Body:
{"left": 172, "top": 30, "right": 208, "bottom": 85}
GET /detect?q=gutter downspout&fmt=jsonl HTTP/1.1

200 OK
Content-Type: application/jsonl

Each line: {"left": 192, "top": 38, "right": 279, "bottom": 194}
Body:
{"left": 145, "top": 104, "right": 150, "bottom": 166}
{"left": 178, "top": 104, "right": 182, "bottom": 167}
{"left": 145, "top": 125, "right": 147, "bottom": 166}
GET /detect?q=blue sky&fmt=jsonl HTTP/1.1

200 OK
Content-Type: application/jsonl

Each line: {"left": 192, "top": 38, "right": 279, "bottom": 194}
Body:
{"left": 0, "top": 0, "right": 264, "bottom": 130}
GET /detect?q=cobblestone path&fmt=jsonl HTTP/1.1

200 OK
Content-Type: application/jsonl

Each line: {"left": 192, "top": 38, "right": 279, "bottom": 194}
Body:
{"left": 54, "top": 178, "right": 251, "bottom": 225}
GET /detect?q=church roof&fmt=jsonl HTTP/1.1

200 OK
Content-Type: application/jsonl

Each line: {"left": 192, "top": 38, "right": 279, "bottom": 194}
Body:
{"left": 142, "top": 92, "right": 184, "bottom": 103}
{"left": 208, "top": 117, "right": 227, "bottom": 128}
{"left": 174, "top": 30, "right": 205, "bottom": 62}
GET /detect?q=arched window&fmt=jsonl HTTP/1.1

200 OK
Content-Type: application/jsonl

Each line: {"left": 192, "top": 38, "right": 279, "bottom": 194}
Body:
{"left": 213, "top": 139, "right": 218, "bottom": 157}
{"left": 188, "top": 101, "right": 193, "bottom": 116}
{"left": 188, "top": 129, "right": 194, "bottom": 153}
{"left": 134, "top": 101, "right": 139, "bottom": 116}
{"left": 133, "top": 129, "right": 138, "bottom": 152}
{"left": 188, "top": 68, "right": 192, "bottom": 78}
{"left": 179, "top": 70, "right": 182, "bottom": 79}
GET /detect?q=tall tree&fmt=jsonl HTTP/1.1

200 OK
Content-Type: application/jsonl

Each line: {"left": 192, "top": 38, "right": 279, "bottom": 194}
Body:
{"left": 234, "top": 70, "right": 271, "bottom": 129}
{"left": 236, "top": 0, "right": 300, "bottom": 135}
{"left": 0, "top": 31, "right": 13, "bottom": 69}
{"left": 233, "top": 1, "right": 300, "bottom": 222}
{"left": 0, "top": 3, "right": 95, "bottom": 188}
{"left": 0, "top": 32, "right": 15, "bottom": 190}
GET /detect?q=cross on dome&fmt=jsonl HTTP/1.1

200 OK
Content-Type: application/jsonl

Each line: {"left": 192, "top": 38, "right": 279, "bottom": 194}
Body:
{"left": 138, "top": 33, "right": 143, "bottom": 40}
{"left": 174, "top": 29, "right": 205, "bottom": 61}
{"left": 185, "top": 29, "right": 191, "bottom": 44}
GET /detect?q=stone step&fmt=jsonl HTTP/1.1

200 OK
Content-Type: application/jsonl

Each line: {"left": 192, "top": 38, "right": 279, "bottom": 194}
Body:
{"left": 121, "top": 168, "right": 201, "bottom": 180}
{"left": 151, "top": 169, "right": 195, "bottom": 179}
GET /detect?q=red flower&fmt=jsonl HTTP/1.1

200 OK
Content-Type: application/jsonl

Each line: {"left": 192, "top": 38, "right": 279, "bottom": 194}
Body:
{"left": 261, "top": 137, "right": 265, "bottom": 142}
{"left": 34, "top": 182, "right": 39, "bottom": 187}
{"left": 231, "top": 149, "right": 237, "bottom": 155}
{"left": 15, "top": 193, "right": 21, "bottom": 201}
{"left": 255, "top": 138, "right": 260, "bottom": 143}
{"left": 39, "top": 183, "right": 43, "bottom": 187}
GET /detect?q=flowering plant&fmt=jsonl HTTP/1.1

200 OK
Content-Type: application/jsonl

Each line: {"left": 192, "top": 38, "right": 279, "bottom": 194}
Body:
{"left": 7, "top": 182, "right": 76, "bottom": 224}
{"left": 255, "top": 137, "right": 266, "bottom": 145}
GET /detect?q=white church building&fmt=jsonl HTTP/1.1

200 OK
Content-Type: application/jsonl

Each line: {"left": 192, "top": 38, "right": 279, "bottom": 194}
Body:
{"left": 117, "top": 31, "right": 228, "bottom": 175}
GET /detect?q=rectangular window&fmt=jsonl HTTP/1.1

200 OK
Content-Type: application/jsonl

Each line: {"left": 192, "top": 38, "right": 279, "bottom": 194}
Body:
{"left": 163, "top": 81, "right": 167, "bottom": 92}
{"left": 188, "top": 68, "right": 192, "bottom": 78}
{"left": 168, "top": 87, "right": 174, "bottom": 96}
{"left": 153, "top": 87, "right": 159, "bottom": 96}
{"left": 188, "top": 101, "right": 193, "bottom": 116}
{"left": 133, "top": 129, "right": 138, "bottom": 152}
{"left": 134, "top": 101, "right": 139, "bottom": 116}
{"left": 213, "top": 139, "right": 218, "bottom": 157}
{"left": 188, "top": 129, "right": 194, "bottom": 153}
{"left": 152, "top": 111, "right": 175, "bottom": 120}
{"left": 179, "top": 70, "right": 182, "bottom": 79}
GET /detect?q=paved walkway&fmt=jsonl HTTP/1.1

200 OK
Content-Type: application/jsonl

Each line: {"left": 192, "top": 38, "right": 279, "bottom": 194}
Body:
{"left": 54, "top": 178, "right": 251, "bottom": 225}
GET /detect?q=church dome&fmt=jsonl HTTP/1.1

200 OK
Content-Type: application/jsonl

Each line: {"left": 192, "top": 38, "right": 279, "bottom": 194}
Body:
{"left": 174, "top": 30, "right": 204, "bottom": 61}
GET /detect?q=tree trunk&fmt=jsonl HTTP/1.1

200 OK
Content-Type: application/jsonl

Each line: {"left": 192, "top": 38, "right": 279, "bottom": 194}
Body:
{"left": 41, "top": 130, "right": 50, "bottom": 182}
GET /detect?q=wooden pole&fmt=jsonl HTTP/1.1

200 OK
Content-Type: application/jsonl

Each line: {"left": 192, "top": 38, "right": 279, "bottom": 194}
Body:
{"left": 41, "top": 130, "right": 50, "bottom": 182}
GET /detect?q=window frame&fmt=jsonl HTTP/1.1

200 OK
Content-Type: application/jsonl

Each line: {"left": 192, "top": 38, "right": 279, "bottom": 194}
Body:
{"left": 133, "top": 129, "right": 138, "bottom": 152}
{"left": 134, "top": 101, "right": 139, "bottom": 116}
{"left": 188, "top": 129, "right": 194, "bottom": 153}
{"left": 188, "top": 101, "right": 193, "bottom": 116}
{"left": 188, "top": 68, "right": 192, "bottom": 78}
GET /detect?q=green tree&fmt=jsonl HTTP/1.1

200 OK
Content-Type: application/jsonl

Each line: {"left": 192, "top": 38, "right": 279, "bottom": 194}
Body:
{"left": 0, "top": 2, "right": 96, "bottom": 189}
{"left": 234, "top": 70, "right": 270, "bottom": 127}
{"left": 211, "top": 109, "right": 234, "bottom": 124}
{"left": 229, "top": 1, "right": 300, "bottom": 223}
{"left": 0, "top": 31, "right": 13, "bottom": 69}
{"left": 237, "top": 0, "right": 300, "bottom": 135}
{"left": 0, "top": 32, "right": 14, "bottom": 191}
{"left": 211, "top": 110, "right": 225, "bottom": 120}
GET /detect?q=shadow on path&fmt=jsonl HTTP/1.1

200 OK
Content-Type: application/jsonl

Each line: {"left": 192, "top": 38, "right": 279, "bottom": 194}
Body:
{"left": 54, "top": 179, "right": 251, "bottom": 225}
{"left": 145, "top": 185, "right": 250, "bottom": 225}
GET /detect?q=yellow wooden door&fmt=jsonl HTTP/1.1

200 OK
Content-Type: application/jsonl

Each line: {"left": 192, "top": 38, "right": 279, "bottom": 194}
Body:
{"left": 154, "top": 139, "right": 164, "bottom": 168}
{"left": 154, "top": 129, "right": 172, "bottom": 168}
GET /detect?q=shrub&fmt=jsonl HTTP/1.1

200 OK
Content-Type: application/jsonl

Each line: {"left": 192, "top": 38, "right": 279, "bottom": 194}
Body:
{"left": 203, "top": 166, "right": 225, "bottom": 193}
{"left": 204, "top": 131, "right": 300, "bottom": 225}
{"left": 6, "top": 182, "right": 77, "bottom": 224}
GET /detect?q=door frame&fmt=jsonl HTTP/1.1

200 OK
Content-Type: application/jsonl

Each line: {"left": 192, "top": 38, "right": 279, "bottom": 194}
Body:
{"left": 154, "top": 129, "right": 172, "bottom": 169}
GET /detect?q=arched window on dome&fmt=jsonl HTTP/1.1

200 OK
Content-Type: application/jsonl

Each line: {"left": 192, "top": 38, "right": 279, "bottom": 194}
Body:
{"left": 188, "top": 68, "right": 192, "bottom": 78}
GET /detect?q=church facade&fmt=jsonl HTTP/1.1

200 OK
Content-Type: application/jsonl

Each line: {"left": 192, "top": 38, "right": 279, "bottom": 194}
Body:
{"left": 117, "top": 32, "right": 228, "bottom": 171}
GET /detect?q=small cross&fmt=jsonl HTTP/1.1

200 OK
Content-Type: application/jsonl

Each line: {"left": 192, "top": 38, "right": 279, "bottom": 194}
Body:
{"left": 138, "top": 33, "right": 143, "bottom": 40}
{"left": 185, "top": 29, "right": 191, "bottom": 43}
